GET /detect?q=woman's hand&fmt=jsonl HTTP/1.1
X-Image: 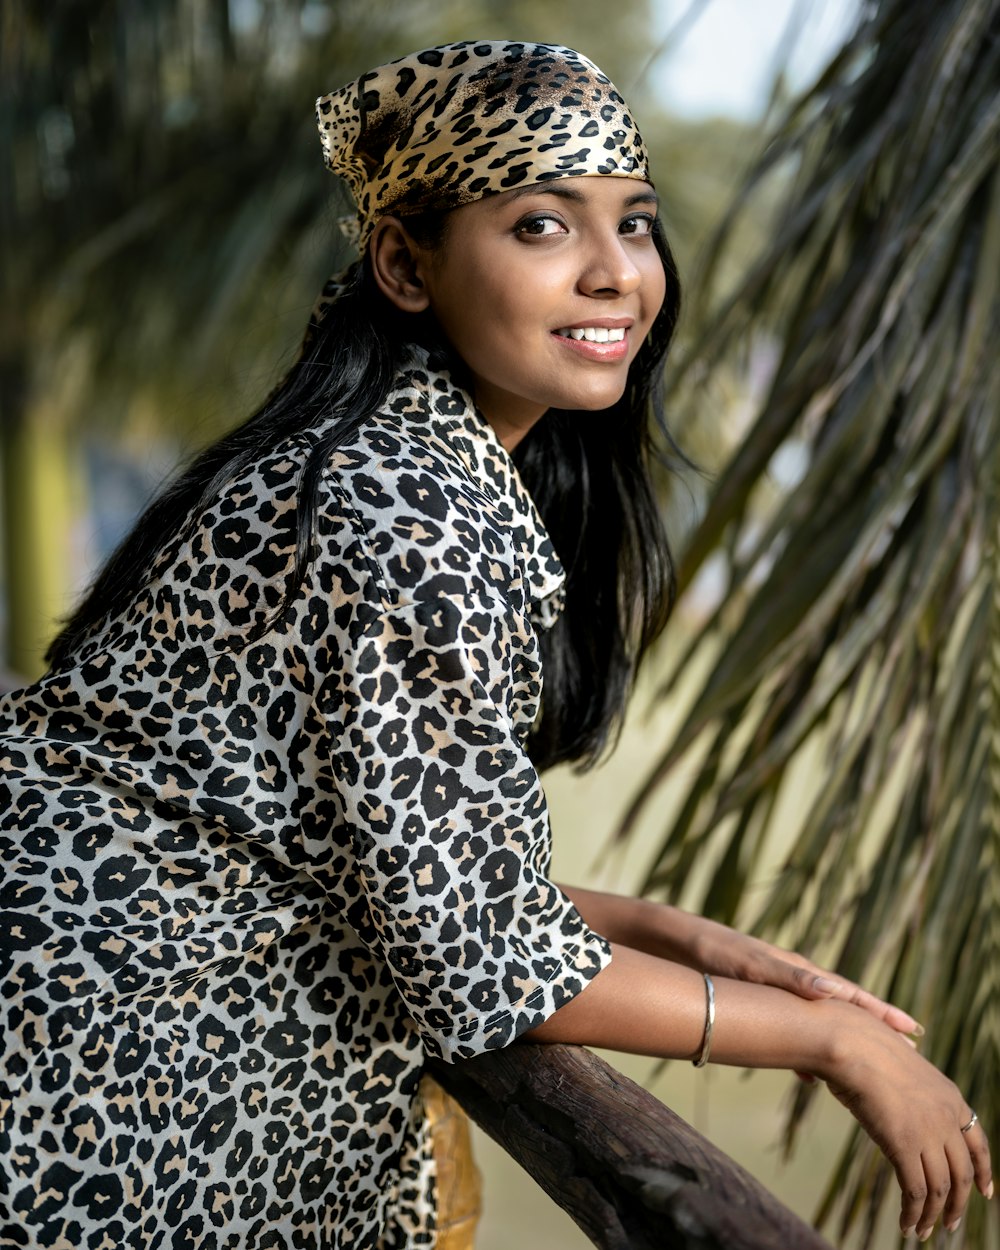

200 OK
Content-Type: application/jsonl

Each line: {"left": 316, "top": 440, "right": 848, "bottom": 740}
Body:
{"left": 817, "top": 1003, "right": 993, "bottom": 1239}
{"left": 675, "top": 912, "right": 923, "bottom": 1037}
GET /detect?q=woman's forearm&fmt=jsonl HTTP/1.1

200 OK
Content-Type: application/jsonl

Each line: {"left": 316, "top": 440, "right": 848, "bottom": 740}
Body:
{"left": 521, "top": 941, "right": 843, "bottom": 1074}
{"left": 557, "top": 883, "right": 923, "bottom": 1036}
{"left": 557, "top": 882, "right": 697, "bottom": 963}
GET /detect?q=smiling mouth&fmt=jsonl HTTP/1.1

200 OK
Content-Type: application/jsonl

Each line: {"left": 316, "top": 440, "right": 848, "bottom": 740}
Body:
{"left": 554, "top": 326, "right": 627, "bottom": 343}
{"left": 551, "top": 327, "right": 630, "bottom": 362}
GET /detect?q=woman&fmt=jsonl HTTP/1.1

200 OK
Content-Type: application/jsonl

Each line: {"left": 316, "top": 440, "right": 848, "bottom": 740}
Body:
{"left": 0, "top": 41, "right": 991, "bottom": 1249}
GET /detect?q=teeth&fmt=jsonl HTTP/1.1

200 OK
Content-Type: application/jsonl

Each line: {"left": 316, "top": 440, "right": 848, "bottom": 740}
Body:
{"left": 557, "top": 327, "right": 627, "bottom": 342}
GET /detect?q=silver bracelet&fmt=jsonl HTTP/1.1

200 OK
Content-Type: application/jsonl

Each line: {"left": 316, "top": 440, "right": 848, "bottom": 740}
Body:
{"left": 692, "top": 972, "right": 715, "bottom": 1068}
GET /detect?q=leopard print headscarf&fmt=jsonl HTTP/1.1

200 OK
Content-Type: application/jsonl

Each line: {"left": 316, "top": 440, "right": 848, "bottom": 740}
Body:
{"left": 316, "top": 41, "right": 651, "bottom": 253}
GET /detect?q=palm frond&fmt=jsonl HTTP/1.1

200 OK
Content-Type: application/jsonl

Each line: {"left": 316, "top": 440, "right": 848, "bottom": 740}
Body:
{"left": 622, "top": 1, "right": 1000, "bottom": 1243}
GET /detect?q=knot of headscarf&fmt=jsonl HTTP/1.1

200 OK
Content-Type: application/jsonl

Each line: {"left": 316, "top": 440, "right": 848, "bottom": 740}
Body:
{"left": 316, "top": 41, "right": 651, "bottom": 254}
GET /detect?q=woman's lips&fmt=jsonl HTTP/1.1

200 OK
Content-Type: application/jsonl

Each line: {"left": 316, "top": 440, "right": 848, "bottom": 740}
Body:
{"left": 551, "top": 330, "right": 629, "bottom": 361}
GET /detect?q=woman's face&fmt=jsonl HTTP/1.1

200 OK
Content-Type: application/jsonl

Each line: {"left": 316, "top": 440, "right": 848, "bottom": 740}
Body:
{"left": 414, "top": 176, "right": 667, "bottom": 450}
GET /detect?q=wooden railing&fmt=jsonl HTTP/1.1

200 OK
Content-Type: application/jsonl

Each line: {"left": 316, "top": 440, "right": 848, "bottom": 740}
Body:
{"left": 428, "top": 1044, "right": 834, "bottom": 1250}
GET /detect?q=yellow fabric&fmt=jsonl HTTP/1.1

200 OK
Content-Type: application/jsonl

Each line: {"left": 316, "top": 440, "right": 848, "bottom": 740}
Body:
{"left": 421, "top": 1074, "right": 483, "bottom": 1250}
{"left": 316, "top": 41, "right": 651, "bottom": 252}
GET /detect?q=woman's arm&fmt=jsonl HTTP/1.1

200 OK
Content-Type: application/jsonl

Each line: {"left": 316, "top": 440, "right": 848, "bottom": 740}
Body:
{"left": 520, "top": 941, "right": 993, "bottom": 1240}
{"left": 556, "top": 882, "right": 922, "bottom": 1035}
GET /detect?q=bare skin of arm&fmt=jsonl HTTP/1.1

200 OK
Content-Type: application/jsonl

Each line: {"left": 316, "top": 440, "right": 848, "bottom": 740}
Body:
{"left": 556, "top": 882, "right": 923, "bottom": 1032}
{"left": 523, "top": 887, "right": 994, "bottom": 1241}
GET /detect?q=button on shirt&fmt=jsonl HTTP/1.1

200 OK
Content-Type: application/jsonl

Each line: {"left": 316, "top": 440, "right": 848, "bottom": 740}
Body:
{"left": 0, "top": 353, "right": 614, "bottom": 1249}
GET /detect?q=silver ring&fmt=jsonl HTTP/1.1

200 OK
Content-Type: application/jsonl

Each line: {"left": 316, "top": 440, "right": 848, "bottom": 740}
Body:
{"left": 961, "top": 1112, "right": 978, "bottom": 1134}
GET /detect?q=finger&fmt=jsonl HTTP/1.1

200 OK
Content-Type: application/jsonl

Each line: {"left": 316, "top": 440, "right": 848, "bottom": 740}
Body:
{"left": 758, "top": 944, "right": 818, "bottom": 974}
{"left": 765, "top": 953, "right": 926, "bottom": 1036}
{"left": 895, "top": 1153, "right": 929, "bottom": 1238}
{"left": 766, "top": 954, "right": 922, "bottom": 1026}
{"left": 915, "top": 1149, "right": 951, "bottom": 1241}
{"left": 880, "top": 1002, "right": 924, "bottom": 1036}
{"left": 833, "top": 981, "right": 923, "bottom": 1036}
{"left": 964, "top": 1122, "right": 993, "bottom": 1199}
{"left": 941, "top": 1136, "right": 975, "bottom": 1231}
{"left": 794, "top": 1070, "right": 817, "bottom": 1084}
{"left": 773, "top": 959, "right": 847, "bottom": 1000}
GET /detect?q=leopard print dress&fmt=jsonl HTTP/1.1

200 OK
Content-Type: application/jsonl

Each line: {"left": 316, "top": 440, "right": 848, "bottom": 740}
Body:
{"left": 0, "top": 353, "right": 613, "bottom": 1249}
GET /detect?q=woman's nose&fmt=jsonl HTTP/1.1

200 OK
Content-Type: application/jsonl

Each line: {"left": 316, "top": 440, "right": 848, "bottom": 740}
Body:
{"left": 578, "top": 234, "right": 643, "bottom": 297}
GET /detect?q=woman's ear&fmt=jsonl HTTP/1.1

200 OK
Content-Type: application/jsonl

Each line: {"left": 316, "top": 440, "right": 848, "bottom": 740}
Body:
{"left": 369, "top": 217, "right": 431, "bottom": 313}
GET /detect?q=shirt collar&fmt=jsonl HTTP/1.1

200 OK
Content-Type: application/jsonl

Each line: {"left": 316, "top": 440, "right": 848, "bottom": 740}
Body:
{"left": 388, "top": 348, "right": 567, "bottom": 631}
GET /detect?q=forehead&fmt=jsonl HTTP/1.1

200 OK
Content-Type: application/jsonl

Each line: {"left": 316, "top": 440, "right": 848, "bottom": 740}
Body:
{"left": 479, "top": 177, "right": 659, "bottom": 214}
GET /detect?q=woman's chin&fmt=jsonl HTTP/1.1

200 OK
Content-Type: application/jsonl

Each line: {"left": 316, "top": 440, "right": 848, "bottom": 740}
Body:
{"left": 559, "top": 380, "right": 630, "bottom": 412}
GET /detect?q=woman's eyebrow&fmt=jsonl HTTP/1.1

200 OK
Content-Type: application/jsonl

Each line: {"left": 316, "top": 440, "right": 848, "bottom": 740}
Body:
{"left": 623, "top": 190, "right": 659, "bottom": 207}
{"left": 496, "top": 184, "right": 659, "bottom": 209}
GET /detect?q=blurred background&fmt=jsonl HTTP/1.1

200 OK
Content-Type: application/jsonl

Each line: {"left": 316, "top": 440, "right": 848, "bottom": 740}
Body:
{"left": 5, "top": 2, "right": 998, "bottom": 1248}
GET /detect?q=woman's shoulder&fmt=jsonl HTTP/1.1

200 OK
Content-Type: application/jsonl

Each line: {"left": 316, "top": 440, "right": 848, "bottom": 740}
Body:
{"left": 325, "top": 359, "right": 495, "bottom": 495}
{"left": 317, "top": 364, "right": 534, "bottom": 614}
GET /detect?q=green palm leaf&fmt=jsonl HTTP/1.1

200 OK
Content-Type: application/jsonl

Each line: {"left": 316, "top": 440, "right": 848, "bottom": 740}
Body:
{"left": 622, "top": 1, "right": 1000, "bottom": 1244}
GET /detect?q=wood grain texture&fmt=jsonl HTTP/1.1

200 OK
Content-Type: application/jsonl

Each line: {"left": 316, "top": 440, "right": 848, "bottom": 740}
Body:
{"left": 427, "top": 1044, "right": 834, "bottom": 1250}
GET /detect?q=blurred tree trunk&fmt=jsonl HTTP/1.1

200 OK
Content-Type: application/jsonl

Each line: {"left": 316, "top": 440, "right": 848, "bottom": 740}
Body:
{"left": 0, "top": 355, "right": 28, "bottom": 671}
{"left": 0, "top": 364, "right": 77, "bottom": 678}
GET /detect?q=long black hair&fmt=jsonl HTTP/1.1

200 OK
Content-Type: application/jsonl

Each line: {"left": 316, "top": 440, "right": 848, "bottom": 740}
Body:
{"left": 47, "top": 212, "right": 683, "bottom": 772}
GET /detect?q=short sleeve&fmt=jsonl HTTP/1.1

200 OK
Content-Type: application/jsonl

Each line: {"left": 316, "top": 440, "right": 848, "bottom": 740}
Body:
{"left": 326, "top": 592, "right": 613, "bottom": 1062}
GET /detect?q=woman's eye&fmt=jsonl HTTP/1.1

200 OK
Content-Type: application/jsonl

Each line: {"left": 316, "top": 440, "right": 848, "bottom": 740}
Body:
{"left": 515, "top": 215, "right": 565, "bottom": 236}
{"left": 620, "top": 214, "right": 655, "bottom": 236}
